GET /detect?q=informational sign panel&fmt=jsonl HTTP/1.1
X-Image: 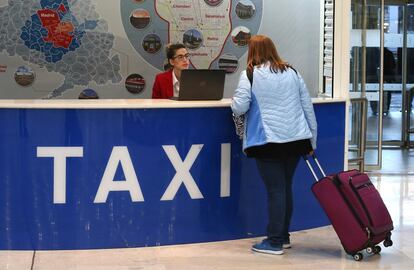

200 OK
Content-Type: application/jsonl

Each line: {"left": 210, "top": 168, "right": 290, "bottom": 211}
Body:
{"left": 0, "top": 0, "right": 262, "bottom": 99}
{"left": 0, "top": 103, "right": 345, "bottom": 250}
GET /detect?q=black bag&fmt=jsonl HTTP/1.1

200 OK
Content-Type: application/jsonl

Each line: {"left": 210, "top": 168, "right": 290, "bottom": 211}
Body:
{"left": 232, "top": 69, "right": 253, "bottom": 139}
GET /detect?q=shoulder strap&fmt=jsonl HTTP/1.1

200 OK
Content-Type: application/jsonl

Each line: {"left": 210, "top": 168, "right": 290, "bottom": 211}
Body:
{"left": 246, "top": 69, "right": 253, "bottom": 86}
{"left": 289, "top": 65, "right": 298, "bottom": 75}
{"left": 246, "top": 66, "right": 297, "bottom": 86}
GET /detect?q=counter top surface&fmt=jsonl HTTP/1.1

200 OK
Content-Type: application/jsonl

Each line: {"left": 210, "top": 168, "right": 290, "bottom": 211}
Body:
{"left": 0, "top": 97, "right": 346, "bottom": 109}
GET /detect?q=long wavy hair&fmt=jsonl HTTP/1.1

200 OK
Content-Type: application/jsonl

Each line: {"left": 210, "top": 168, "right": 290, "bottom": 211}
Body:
{"left": 246, "top": 35, "right": 290, "bottom": 75}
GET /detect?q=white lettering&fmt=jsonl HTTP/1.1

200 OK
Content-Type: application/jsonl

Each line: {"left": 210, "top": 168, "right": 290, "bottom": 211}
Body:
{"left": 220, "top": 144, "right": 231, "bottom": 197}
{"left": 37, "top": 147, "right": 83, "bottom": 204}
{"left": 40, "top": 13, "right": 56, "bottom": 18}
{"left": 161, "top": 145, "right": 204, "bottom": 200}
{"left": 94, "top": 147, "right": 144, "bottom": 203}
{"left": 37, "top": 144, "right": 232, "bottom": 203}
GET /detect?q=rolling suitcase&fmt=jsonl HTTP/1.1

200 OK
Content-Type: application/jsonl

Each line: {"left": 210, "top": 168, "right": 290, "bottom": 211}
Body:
{"left": 304, "top": 154, "right": 394, "bottom": 261}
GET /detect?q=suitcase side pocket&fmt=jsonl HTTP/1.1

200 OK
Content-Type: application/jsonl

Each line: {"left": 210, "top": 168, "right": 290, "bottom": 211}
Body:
{"left": 349, "top": 175, "right": 394, "bottom": 235}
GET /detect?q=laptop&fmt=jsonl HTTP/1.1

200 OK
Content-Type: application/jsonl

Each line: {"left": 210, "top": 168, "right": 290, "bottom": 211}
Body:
{"left": 171, "top": 69, "right": 226, "bottom": 101}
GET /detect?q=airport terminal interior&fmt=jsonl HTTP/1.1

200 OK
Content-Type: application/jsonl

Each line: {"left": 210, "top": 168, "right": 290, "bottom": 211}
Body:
{"left": 1, "top": 0, "right": 414, "bottom": 269}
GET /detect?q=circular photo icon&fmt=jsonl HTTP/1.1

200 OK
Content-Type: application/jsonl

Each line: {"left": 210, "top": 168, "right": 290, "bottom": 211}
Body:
{"left": 231, "top": 26, "right": 251, "bottom": 47}
{"left": 79, "top": 88, "right": 99, "bottom": 99}
{"left": 125, "top": 73, "right": 146, "bottom": 94}
{"left": 204, "top": 0, "right": 223, "bottom": 6}
{"left": 235, "top": 0, "right": 256, "bottom": 19}
{"left": 183, "top": 29, "right": 203, "bottom": 50}
{"left": 218, "top": 53, "right": 239, "bottom": 73}
{"left": 142, "top": 33, "right": 162, "bottom": 54}
{"left": 130, "top": 9, "right": 150, "bottom": 29}
{"left": 14, "top": 65, "right": 35, "bottom": 87}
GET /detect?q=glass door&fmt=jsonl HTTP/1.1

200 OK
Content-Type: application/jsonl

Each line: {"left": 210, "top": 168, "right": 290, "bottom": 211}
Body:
{"left": 380, "top": 1, "right": 414, "bottom": 148}
{"left": 402, "top": 2, "right": 414, "bottom": 148}
{"left": 349, "top": 0, "right": 414, "bottom": 171}
{"left": 349, "top": 0, "right": 385, "bottom": 170}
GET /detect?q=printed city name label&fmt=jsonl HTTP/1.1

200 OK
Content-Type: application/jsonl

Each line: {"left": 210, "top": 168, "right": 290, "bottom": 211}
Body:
{"left": 37, "top": 144, "right": 231, "bottom": 204}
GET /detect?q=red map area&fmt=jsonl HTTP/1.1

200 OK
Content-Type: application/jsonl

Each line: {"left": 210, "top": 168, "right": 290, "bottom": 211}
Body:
{"left": 37, "top": 4, "right": 74, "bottom": 49}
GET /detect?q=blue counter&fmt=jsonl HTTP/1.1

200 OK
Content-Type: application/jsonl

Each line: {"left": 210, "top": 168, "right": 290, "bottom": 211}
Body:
{"left": 0, "top": 99, "right": 346, "bottom": 250}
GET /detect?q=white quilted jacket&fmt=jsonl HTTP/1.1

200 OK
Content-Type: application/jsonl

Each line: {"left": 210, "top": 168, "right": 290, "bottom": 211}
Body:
{"left": 231, "top": 64, "right": 317, "bottom": 152}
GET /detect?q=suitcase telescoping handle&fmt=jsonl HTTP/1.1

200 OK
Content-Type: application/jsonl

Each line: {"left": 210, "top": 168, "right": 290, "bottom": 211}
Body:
{"left": 303, "top": 153, "right": 326, "bottom": 182}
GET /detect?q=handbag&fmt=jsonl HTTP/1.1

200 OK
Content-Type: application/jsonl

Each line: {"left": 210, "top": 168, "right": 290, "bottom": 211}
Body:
{"left": 232, "top": 69, "right": 253, "bottom": 139}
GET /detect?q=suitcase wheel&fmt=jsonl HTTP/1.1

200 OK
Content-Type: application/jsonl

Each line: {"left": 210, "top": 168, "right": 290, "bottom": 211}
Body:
{"left": 353, "top": 253, "right": 363, "bottom": 261}
{"left": 383, "top": 239, "right": 393, "bottom": 247}
{"left": 374, "top": 246, "right": 382, "bottom": 254}
{"left": 366, "top": 245, "right": 382, "bottom": 254}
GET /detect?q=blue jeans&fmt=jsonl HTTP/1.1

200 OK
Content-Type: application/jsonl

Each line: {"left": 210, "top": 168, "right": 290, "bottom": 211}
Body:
{"left": 255, "top": 156, "right": 300, "bottom": 246}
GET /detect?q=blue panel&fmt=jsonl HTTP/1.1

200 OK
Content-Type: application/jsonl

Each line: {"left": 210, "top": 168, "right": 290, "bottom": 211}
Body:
{"left": 0, "top": 102, "right": 345, "bottom": 250}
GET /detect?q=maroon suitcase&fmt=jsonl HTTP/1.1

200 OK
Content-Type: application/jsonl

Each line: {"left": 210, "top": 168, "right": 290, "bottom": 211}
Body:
{"left": 304, "top": 155, "right": 393, "bottom": 261}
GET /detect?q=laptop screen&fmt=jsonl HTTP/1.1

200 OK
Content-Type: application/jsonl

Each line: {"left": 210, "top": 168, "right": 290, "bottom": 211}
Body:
{"left": 174, "top": 69, "right": 226, "bottom": 101}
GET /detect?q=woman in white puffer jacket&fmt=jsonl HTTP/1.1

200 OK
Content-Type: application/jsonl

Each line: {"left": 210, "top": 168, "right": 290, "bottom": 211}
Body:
{"left": 231, "top": 35, "right": 317, "bottom": 256}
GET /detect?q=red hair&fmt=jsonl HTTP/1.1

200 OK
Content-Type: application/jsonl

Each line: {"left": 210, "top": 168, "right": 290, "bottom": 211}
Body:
{"left": 247, "top": 35, "right": 290, "bottom": 75}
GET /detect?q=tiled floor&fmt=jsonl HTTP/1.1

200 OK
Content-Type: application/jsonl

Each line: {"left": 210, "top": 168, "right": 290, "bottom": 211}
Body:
{"left": 0, "top": 174, "right": 413, "bottom": 269}
{"left": 364, "top": 149, "right": 414, "bottom": 173}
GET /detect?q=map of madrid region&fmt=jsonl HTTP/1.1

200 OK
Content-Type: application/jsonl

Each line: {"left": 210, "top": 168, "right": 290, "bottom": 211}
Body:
{"left": 0, "top": 0, "right": 121, "bottom": 98}
{"left": 20, "top": 0, "right": 84, "bottom": 63}
{"left": 122, "top": 0, "right": 262, "bottom": 71}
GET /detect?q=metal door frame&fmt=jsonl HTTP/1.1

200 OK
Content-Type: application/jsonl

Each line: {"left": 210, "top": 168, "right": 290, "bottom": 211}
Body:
{"left": 402, "top": 1, "right": 414, "bottom": 148}
{"left": 350, "top": 0, "right": 385, "bottom": 171}
{"left": 349, "top": 0, "right": 414, "bottom": 171}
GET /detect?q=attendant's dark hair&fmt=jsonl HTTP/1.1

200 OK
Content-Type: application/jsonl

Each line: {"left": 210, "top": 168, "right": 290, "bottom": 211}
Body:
{"left": 247, "top": 35, "right": 291, "bottom": 75}
{"left": 166, "top": 43, "right": 187, "bottom": 60}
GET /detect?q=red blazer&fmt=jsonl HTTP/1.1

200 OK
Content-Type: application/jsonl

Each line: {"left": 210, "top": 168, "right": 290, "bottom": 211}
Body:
{"left": 152, "top": 70, "right": 174, "bottom": 99}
